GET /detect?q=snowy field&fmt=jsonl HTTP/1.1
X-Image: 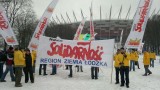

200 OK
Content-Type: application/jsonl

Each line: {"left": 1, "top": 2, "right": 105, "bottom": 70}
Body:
{"left": 1, "top": 56, "right": 160, "bottom": 90}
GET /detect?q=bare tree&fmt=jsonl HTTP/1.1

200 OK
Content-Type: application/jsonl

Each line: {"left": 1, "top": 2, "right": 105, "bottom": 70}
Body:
{"left": 1, "top": 0, "right": 37, "bottom": 49}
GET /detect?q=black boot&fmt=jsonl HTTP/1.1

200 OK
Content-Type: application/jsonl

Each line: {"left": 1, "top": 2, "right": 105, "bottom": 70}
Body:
{"left": 120, "top": 84, "right": 124, "bottom": 87}
{"left": 115, "top": 82, "right": 119, "bottom": 84}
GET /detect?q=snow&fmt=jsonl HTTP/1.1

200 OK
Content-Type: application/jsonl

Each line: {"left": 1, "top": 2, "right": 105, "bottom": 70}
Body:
{"left": 1, "top": 55, "right": 160, "bottom": 90}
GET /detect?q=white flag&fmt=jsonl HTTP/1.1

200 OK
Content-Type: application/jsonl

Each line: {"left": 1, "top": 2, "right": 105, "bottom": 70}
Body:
{"left": 0, "top": 5, "right": 18, "bottom": 45}
{"left": 125, "top": 0, "right": 153, "bottom": 49}
{"left": 28, "top": 0, "right": 59, "bottom": 50}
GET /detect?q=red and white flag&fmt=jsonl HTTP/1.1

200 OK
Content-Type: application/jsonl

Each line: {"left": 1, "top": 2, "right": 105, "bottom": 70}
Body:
{"left": 125, "top": 0, "right": 153, "bottom": 49}
{"left": 28, "top": 0, "right": 59, "bottom": 50}
{"left": 73, "top": 17, "right": 87, "bottom": 40}
{"left": 0, "top": 5, "right": 18, "bottom": 45}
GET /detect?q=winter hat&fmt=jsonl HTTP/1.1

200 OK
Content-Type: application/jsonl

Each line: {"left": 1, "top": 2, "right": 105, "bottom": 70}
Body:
{"left": 25, "top": 48, "right": 30, "bottom": 52}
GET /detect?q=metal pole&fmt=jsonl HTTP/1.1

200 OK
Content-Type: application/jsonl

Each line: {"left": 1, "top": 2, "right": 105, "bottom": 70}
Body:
{"left": 100, "top": 5, "right": 102, "bottom": 21}
{"left": 66, "top": 12, "right": 71, "bottom": 23}
{"left": 100, "top": 29, "right": 101, "bottom": 39}
{"left": 81, "top": 9, "right": 84, "bottom": 19}
{"left": 109, "top": 30, "right": 110, "bottom": 39}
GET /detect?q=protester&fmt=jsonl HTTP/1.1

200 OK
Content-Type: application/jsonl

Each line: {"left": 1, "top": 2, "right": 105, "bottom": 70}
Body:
{"left": 24, "top": 48, "right": 34, "bottom": 83}
{"left": 31, "top": 50, "right": 37, "bottom": 73}
{"left": 91, "top": 67, "right": 99, "bottom": 79}
{"left": 65, "top": 65, "right": 69, "bottom": 70}
{"left": 68, "top": 65, "right": 73, "bottom": 78}
{"left": 113, "top": 49, "right": 120, "bottom": 84}
{"left": 130, "top": 49, "right": 136, "bottom": 71}
{"left": 76, "top": 65, "right": 83, "bottom": 72}
{"left": 1, "top": 46, "right": 15, "bottom": 82}
{"left": 0, "top": 50, "right": 5, "bottom": 79}
{"left": 135, "top": 50, "right": 140, "bottom": 69}
{"left": 14, "top": 47, "right": 25, "bottom": 87}
{"left": 21, "top": 48, "right": 26, "bottom": 75}
{"left": 149, "top": 51, "right": 156, "bottom": 68}
{"left": 118, "top": 48, "right": 130, "bottom": 88}
{"left": 143, "top": 50, "right": 152, "bottom": 76}
{"left": 39, "top": 64, "right": 47, "bottom": 75}
{"left": 50, "top": 64, "right": 57, "bottom": 75}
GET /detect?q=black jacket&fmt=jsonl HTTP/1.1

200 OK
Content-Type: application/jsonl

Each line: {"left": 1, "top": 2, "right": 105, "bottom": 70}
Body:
{"left": 25, "top": 53, "right": 32, "bottom": 68}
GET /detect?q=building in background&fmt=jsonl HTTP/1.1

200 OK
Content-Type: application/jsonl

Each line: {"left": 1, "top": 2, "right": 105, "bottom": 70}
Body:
{"left": 70, "top": 20, "right": 132, "bottom": 45}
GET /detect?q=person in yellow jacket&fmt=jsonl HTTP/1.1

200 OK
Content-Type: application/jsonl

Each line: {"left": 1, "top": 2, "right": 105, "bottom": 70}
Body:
{"left": 134, "top": 50, "right": 140, "bottom": 69}
{"left": 143, "top": 51, "right": 152, "bottom": 76}
{"left": 31, "top": 50, "right": 37, "bottom": 73}
{"left": 113, "top": 49, "right": 120, "bottom": 84}
{"left": 149, "top": 51, "right": 156, "bottom": 68}
{"left": 117, "top": 48, "right": 130, "bottom": 88}
{"left": 21, "top": 49, "right": 26, "bottom": 58}
{"left": 14, "top": 47, "right": 25, "bottom": 87}
{"left": 130, "top": 49, "right": 136, "bottom": 71}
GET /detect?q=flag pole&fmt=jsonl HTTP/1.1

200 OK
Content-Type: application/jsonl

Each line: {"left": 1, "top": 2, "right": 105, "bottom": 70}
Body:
{"left": 110, "top": 40, "right": 115, "bottom": 84}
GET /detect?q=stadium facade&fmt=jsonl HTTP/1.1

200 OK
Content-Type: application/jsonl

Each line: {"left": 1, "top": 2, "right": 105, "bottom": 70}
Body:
{"left": 70, "top": 20, "right": 133, "bottom": 45}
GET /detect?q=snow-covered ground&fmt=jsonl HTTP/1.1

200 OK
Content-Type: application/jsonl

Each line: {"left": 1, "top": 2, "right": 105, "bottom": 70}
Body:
{"left": 1, "top": 56, "right": 160, "bottom": 90}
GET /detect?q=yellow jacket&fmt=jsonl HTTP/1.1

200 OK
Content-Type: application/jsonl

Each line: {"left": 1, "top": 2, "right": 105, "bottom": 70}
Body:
{"left": 117, "top": 53, "right": 130, "bottom": 66}
{"left": 149, "top": 52, "right": 156, "bottom": 59}
{"left": 130, "top": 52, "right": 136, "bottom": 61}
{"left": 143, "top": 52, "right": 150, "bottom": 65}
{"left": 113, "top": 54, "right": 120, "bottom": 67}
{"left": 14, "top": 50, "right": 25, "bottom": 67}
{"left": 31, "top": 50, "right": 37, "bottom": 61}
{"left": 135, "top": 51, "right": 139, "bottom": 61}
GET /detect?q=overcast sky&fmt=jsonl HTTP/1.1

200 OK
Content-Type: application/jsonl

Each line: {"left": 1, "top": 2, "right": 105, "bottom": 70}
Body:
{"left": 33, "top": 0, "right": 160, "bottom": 22}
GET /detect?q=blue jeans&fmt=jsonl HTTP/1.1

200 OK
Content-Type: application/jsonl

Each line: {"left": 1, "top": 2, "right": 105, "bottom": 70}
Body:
{"left": 130, "top": 60, "right": 135, "bottom": 71}
{"left": 150, "top": 58, "right": 154, "bottom": 67}
{"left": 32, "top": 60, "right": 36, "bottom": 73}
{"left": 0, "top": 62, "right": 4, "bottom": 78}
{"left": 51, "top": 64, "right": 57, "bottom": 74}
{"left": 1, "top": 65, "right": 15, "bottom": 81}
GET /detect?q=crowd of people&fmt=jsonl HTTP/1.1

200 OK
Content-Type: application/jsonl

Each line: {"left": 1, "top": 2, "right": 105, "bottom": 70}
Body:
{"left": 113, "top": 48, "right": 156, "bottom": 88}
{"left": 0, "top": 45, "right": 99, "bottom": 87}
{"left": 0, "top": 46, "right": 36, "bottom": 87}
{"left": 0, "top": 46, "right": 157, "bottom": 88}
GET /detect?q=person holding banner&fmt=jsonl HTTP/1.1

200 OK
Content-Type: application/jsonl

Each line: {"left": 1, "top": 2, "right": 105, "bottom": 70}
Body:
{"left": 118, "top": 48, "right": 130, "bottom": 88}
{"left": 68, "top": 65, "right": 73, "bottom": 78}
{"left": 50, "top": 64, "right": 57, "bottom": 75}
{"left": 149, "top": 51, "right": 156, "bottom": 68}
{"left": 143, "top": 51, "right": 152, "bottom": 76}
{"left": 39, "top": 64, "right": 47, "bottom": 76}
{"left": 14, "top": 47, "right": 25, "bottom": 87}
{"left": 113, "top": 49, "right": 120, "bottom": 84}
{"left": 65, "top": 65, "right": 69, "bottom": 70}
{"left": 76, "top": 65, "right": 83, "bottom": 72}
{"left": 91, "top": 67, "right": 99, "bottom": 79}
